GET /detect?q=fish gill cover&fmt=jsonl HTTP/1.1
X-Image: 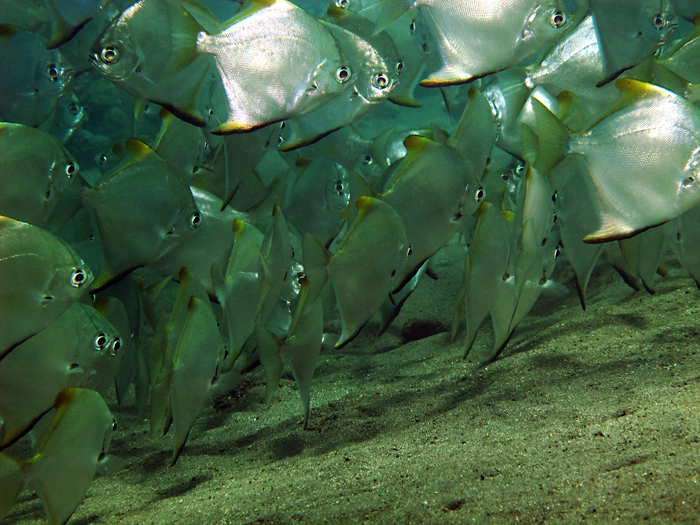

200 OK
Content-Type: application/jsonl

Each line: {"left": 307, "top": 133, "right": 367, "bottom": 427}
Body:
{"left": 0, "top": 0, "right": 699, "bottom": 523}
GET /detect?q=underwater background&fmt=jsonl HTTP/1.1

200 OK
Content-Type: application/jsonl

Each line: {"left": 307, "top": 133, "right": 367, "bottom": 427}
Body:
{"left": 1, "top": 0, "right": 699, "bottom": 523}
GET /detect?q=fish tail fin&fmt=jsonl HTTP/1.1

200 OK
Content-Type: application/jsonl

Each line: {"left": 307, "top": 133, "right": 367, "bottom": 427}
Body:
{"left": 0, "top": 453, "right": 24, "bottom": 521}
{"left": 157, "top": 0, "right": 206, "bottom": 81}
{"left": 302, "top": 233, "right": 331, "bottom": 308}
{"left": 373, "top": 0, "right": 411, "bottom": 35}
{"left": 255, "top": 325, "right": 284, "bottom": 404}
{"left": 532, "top": 98, "right": 570, "bottom": 175}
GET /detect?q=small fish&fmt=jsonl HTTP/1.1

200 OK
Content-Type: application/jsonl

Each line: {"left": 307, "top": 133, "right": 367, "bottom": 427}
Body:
{"left": 0, "top": 302, "right": 121, "bottom": 448}
{"left": 0, "top": 388, "right": 120, "bottom": 525}
{"left": 284, "top": 157, "right": 350, "bottom": 246}
{"left": 39, "top": 91, "right": 85, "bottom": 143}
{"left": 0, "top": 122, "right": 81, "bottom": 228}
{"left": 0, "top": 25, "right": 73, "bottom": 126}
{"left": 375, "top": 0, "right": 573, "bottom": 86}
{"left": 303, "top": 196, "right": 408, "bottom": 347}
{"left": 533, "top": 79, "right": 700, "bottom": 242}
{"left": 0, "top": 216, "right": 92, "bottom": 359}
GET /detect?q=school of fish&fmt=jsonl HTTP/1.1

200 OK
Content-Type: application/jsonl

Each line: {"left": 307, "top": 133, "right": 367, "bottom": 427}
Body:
{"left": 0, "top": 0, "right": 699, "bottom": 522}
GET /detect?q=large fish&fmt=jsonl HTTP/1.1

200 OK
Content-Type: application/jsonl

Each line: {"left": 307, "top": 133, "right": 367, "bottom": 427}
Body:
{"left": 375, "top": 0, "right": 573, "bottom": 86}
{"left": 0, "top": 216, "right": 92, "bottom": 359}
{"left": 533, "top": 79, "right": 700, "bottom": 242}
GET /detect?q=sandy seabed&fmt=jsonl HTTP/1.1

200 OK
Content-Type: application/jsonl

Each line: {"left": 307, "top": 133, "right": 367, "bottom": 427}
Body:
{"left": 3, "top": 243, "right": 699, "bottom": 524}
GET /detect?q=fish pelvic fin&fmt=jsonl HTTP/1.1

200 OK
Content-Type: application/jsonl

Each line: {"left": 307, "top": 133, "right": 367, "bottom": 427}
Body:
{"left": 532, "top": 98, "right": 570, "bottom": 176}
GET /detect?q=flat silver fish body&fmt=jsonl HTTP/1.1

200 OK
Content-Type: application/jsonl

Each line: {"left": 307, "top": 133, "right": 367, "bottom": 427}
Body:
{"left": 198, "top": 0, "right": 351, "bottom": 133}
{"left": 376, "top": 0, "right": 573, "bottom": 87}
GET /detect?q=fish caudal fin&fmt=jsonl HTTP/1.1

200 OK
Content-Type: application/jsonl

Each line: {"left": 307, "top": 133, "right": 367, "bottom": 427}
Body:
{"left": 532, "top": 98, "right": 570, "bottom": 176}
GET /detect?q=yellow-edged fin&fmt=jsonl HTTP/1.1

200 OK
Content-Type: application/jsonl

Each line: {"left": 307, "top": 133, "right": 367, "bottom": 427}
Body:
{"left": 221, "top": 0, "right": 278, "bottom": 26}
{"left": 389, "top": 92, "right": 421, "bottom": 108}
{"left": 556, "top": 91, "right": 590, "bottom": 131}
{"left": 154, "top": 108, "right": 175, "bottom": 146}
{"left": 326, "top": 6, "right": 349, "bottom": 20}
{"left": 178, "top": 0, "right": 223, "bottom": 34}
{"left": 615, "top": 78, "right": 674, "bottom": 103}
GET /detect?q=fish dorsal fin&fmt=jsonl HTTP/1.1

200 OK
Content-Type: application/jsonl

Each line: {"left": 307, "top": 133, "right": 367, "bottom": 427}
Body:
{"left": 531, "top": 98, "right": 570, "bottom": 176}
{"left": 430, "top": 122, "right": 450, "bottom": 145}
{"left": 615, "top": 78, "right": 673, "bottom": 104}
{"left": 403, "top": 134, "right": 439, "bottom": 155}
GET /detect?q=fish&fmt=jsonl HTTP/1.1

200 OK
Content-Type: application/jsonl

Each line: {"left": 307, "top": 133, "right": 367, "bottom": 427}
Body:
{"left": 0, "top": 388, "right": 120, "bottom": 525}
{"left": 303, "top": 195, "right": 408, "bottom": 347}
{"left": 589, "top": 0, "right": 679, "bottom": 85}
{"left": 452, "top": 202, "right": 513, "bottom": 358}
{"left": 0, "top": 122, "right": 81, "bottom": 228}
{"left": 170, "top": 295, "right": 221, "bottom": 464}
{"left": 278, "top": 8, "right": 399, "bottom": 150}
{"left": 196, "top": 0, "right": 353, "bottom": 133}
{"left": 374, "top": 0, "right": 573, "bottom": 86}
{"left": 0, "top": 25, "right": 73, "bottom": 126}
{"left": 80, "top": 138, "right": 201, "bottom": 290}
{"left": 373, "top": 133, "right": 484, "bottom": 291}
{"left": 283, "top": 157, "right": 350, "bottom": 246}
{"left": 91, "top": 0, "right": 222, "bottom": 127}
{"left": 533, "top": 79, "right": 700, "bottom": 243}
{"left": 0, "top": 216, "right": 92, "bottom": 359}
{"left": 257, "top": 275, "right": 323, "bottom": 428}
{"left": 0, "top": 302, "right": 121, "bottom": 448}
{"left": 39, "top": 91, "right": 85, "bottom": 143}
{"left": 148, "top": 185, "right": 244, "bottom": 296}
{"left": 42, "top": 0, "right": 113, "bottom": 49}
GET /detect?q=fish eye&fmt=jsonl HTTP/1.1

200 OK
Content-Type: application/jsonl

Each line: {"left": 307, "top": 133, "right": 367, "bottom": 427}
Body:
{"left": 110, "top": 337, "right": 122, "bottom": 356}
{"left": 396, "top": 60, "right": 404, "bottom": 73}
{"left": 335, "top": 0, "right": 349, "bottom": 7}
{"left": 45, "top": 190, "right": 51, "bottom": 199}
{"left": 65, "top": 161, "right": 77, "bottom": 178}
{"left": 100, "top": 46, "right": 119, "bottom": 64}
{"left": 279, "top": 121, "right": 285, "bottom": 129}
{"left": 69, "top": 103, "right": 79, "bottom": 115}
{"left": 363, "top": 154, "right": 373, "bottom": 165}
{"left": 515, "top": 164, "right": 525, "bottom": 175}
{"left": 47, "top": 64, "right": 59, "bottom": 82}
{"left": 475, "top": 187, "right": 485, "bottom": 203}
{"left": 551, "top": 191, "right": 557, "bottom": 204}
{"left": 372, "top": 72, "right": 391, "bottom": 89}
{"left": 409, "top": 21, "right": 416, "bottom": 36}
{"left": 652, "top": 13, "right": 666, "bottom": 30}
{"left": 553, "top": 213, "right": 558, "bottom": 223}
{"left": 112, "top": 420, "right": 118, "bottom": 431}
{"left": 70, "top": 268, "right": 87, "bottom": 287}
{"left": 407, "top": 245, "right": 413, "bottom": 257}
{"left": 334, "top": 180, "right": 345, "bottom": 194}
{"left": 336, "top": 66, "right": 352, "bottom": 84}
{"left": 98, "top": 154, "right": 107, "bottom": 164}
{"left": 501, "top": 173, "right": 509, "bottom": 181}
{"left": 94, "top": 332, "right": 108, "bottom": 351}
{"left": 190, "top": 212, "right": 202, "bottom": 229}
{"left": 550, "top": 10, "right": 567, "bottom": 28}
{"left": 278, "top": 135, "right": 283, "bottom": 145}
